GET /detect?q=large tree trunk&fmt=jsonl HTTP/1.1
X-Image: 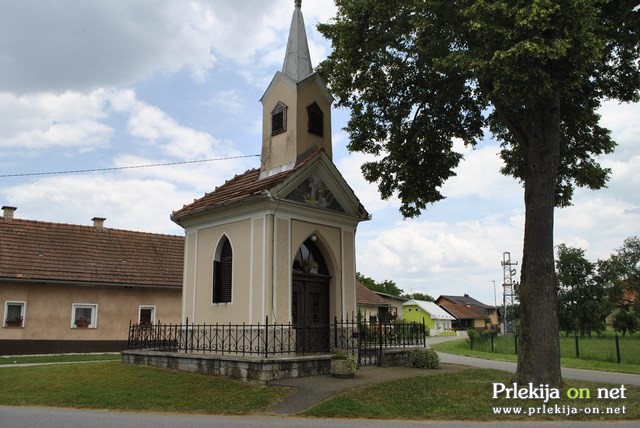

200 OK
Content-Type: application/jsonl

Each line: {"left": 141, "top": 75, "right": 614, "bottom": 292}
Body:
{"left": 512, "top": 96, "right": 563, "bottom": 387}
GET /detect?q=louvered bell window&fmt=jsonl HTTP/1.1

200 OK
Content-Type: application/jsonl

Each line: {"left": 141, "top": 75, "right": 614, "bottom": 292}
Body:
{"left": 307, "top": 102, "right": 323, "bottom": 136}
{"left": 271, "top": 102, "right": 287, "bottom": 136}
{"left": 213, "top": 237, "right": 233, "bottom": 303}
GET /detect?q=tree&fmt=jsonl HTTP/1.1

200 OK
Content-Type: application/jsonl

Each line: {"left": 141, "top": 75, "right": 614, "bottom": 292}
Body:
{"left": 555, "top": 244, "right": 609, "bottom": 336}
{"left": 612, "top": 309, "right": 638, "bottom": 336}
{"left": 612, "top": 236, "right": 640, "bottom": 297}
{"left": 407, "top": 292, "right": 435, "bottom": 302}
{"left": 356, "top": 272, "right": 404, "bottom": 296}
{"left": 318, "top": 1, "right": 639, "bottom": 386}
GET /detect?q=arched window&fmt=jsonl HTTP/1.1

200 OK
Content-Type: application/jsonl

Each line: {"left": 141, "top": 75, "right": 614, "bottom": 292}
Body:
{"left": 213, "top": 237, "right": 232, "bottom": 303}
{"left": 306, "top": 102, "right": 323, "bottom": 136}
{"left": 292, "top": 237, "right": 328, "bottom": 275}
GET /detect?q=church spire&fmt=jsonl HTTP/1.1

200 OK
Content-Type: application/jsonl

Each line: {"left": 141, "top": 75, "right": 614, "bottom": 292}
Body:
{"left": 282, "top": 0, "right": 313, "bottom": 81}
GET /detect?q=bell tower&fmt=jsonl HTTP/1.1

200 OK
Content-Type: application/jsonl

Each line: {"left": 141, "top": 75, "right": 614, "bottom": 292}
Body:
{"left": 259, "top": 0, "right": 334, "bottom": 179}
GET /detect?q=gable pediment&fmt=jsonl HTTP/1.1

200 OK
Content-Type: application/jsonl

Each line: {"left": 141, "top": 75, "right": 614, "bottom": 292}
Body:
{"left": 274, "top": 151, "right": 368, "bottom": 220}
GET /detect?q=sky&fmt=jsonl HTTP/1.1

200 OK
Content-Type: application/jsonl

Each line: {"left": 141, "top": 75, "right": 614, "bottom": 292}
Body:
{"left": 1, "top": 0, "right": 639, "bottom": 307}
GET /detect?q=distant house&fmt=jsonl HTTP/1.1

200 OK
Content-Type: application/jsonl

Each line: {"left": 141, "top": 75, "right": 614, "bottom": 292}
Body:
{"left": 373, "top": 291, "right": 408, "bottom": 319}
{"left": 0, "top": 206, "right": 183, "bottom": 355}
{"left": 402, "top": 299, "right": 456, "bottom": 336}
{"left": 436, "top": 294, "right": 498, "bottom": 331}
{"left": 356, "top": 281, "right": 393, "bottom": 322}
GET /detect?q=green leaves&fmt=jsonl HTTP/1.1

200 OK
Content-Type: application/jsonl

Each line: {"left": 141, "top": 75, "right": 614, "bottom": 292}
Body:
{"left": 319, "top": 0, "right": 639, "bottom": 217}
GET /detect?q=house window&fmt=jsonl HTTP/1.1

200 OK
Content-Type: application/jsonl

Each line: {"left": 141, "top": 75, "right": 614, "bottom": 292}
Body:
{"left": 213, "top": 236, "right": 233, "bottom": 303}
{"left": 307, "top": 102, "right": 323, "bottom": 136}
{"left": 72, "top": 304, "right": 97, "bottom": 328}
{"left": 271, "top": 102, "right": 287, "bottom": 135}
{"left": 4, "top": 301, "right": 25, "bottom": 327}
{"left": 139, "top": 306, "right": 156, "bottom": 325}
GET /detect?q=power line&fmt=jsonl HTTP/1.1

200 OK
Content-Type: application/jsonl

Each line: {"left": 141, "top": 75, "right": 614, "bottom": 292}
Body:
{"left": 0, "top": 154, "right": 260, "bottom": 178}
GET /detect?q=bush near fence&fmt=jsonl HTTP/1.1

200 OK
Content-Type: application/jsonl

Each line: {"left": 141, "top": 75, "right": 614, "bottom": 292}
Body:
{"left": 467, "top": 331, "right": 640, "bottom": 365}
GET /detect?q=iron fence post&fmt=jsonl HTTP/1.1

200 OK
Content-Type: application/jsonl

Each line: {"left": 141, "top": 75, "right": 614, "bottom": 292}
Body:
{"left": 423, "top": 317, "right": 427, "bottom": 347}
{"left": 265, "top": 316, "right": 269, "bottom": 358}
{"left": 575, "top": 335, "right": 580, "bottom": 359}
{"left": 615, "top": 335, "right": 621, "bottom": 364}
{"left": 127, "top": 320, "right": 132, "bottom": 349}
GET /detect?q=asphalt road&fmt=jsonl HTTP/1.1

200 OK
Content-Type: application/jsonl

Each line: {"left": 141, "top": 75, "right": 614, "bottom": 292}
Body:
{"left": 1, "top": 406, "right": 638, "bottom": 428}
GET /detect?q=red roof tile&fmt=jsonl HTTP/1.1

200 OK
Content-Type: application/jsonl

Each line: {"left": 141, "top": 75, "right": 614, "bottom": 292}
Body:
{"left": 356, "top": 281, "right": 390, "bottom": 307}
{"left": 171, "top": 148, "right": 321, "bottom": 221}
{"left": 0, "top": 218, "right": 184, "bottom": 288}
{"left": 439, "top": 303, "right": 487, "bottom": 320}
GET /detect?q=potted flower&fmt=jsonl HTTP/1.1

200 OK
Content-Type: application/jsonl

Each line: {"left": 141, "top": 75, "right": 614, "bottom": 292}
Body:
{"left": 330, "top": 348, "right": 357, "bottom": 378}
{"left": 75, "top": 317, "right": 90, "bottom": 328}
{"left": 5, "top": 316, "right": 23, "bottom": 327}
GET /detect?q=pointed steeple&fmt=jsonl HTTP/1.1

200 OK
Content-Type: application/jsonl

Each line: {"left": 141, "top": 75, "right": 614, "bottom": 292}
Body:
{"left": 282, "top": 0, "right": 313, "bottom": 81}
{"left": 259, "top": 0, "right": 333, "bottom": 179}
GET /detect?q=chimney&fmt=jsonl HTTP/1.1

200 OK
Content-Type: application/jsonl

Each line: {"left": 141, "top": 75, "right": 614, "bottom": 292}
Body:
{"left": 464, "top": 293, "right": 469, "bottom": 298}
{"left": 2, "top": 206, "right": 17, "bottom": 221}
{"left": 92, "top": 217, "right": 106, "bottom": 228}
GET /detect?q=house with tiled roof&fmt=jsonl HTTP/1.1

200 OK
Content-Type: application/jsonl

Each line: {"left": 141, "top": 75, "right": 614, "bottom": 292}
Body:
{"left": 436, "top": 294, "right": 499, "bottom": 331}
{"left": 355, "top": 281, "right": 394, "bottom": 322}
{"left": 0, "top": 206, "right": 183, "bottom": 355}
{"left": 169, "top": 1, "right": 369, "bottom": 353}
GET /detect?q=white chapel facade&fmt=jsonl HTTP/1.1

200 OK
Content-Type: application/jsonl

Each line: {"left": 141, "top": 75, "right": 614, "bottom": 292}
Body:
{"left": 171, "top": 1, "right": 368, "bottom": 345}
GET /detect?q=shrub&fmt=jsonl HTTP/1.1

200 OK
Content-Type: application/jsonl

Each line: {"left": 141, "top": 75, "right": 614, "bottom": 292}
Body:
{"left": 409, "top": 347, "right": 440, "bottom": 369}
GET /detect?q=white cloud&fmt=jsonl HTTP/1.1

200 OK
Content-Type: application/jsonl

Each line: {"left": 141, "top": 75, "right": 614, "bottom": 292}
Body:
{"left": 0, "top": 0, "right": 223, "bottom": 93}
{"left": 356, "top": 213, "right": 525, "bottom": 303}
{"left": 3, "top": 175, "right": 187, "bottom": 234}
{"left": 0, "top": 0, "right": 337, "bottom": 94}
{"left": 0, "top": 91, "right": 111, "bottom": 151}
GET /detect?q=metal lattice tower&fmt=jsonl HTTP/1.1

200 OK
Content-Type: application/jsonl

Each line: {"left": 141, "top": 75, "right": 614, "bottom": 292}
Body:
{"left": 501, "top": 251, "right": 518, "bottom": 335}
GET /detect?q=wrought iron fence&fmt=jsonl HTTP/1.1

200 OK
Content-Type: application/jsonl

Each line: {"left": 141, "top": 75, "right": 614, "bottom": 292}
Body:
{"left": 127, "top": 316, "right": 427, "bottom": 362}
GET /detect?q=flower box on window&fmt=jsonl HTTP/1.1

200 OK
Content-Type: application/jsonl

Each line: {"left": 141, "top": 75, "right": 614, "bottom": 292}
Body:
{"left": 5, "top": 317, "right": 24, "bottom": 327}
{"left": 75, "top": 318, "right": 90, "bottom": 328}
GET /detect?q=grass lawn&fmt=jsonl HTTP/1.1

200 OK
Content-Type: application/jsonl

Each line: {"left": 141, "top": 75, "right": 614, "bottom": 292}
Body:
{"left": 0, "top": 357, "right": 638, "bottom": 421}
{"left": 305, "top": 368, "right": 640, "bottom": 421}
{"left": 432, "top": 338, "right": 640, "bottom": 374}
{"left": 0, "top": 361, "right": 290, "bottom": 414}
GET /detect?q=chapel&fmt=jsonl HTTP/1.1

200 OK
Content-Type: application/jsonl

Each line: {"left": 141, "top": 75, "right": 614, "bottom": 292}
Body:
{"left": 171, "top": 0, "right": 369, "bottom": 352}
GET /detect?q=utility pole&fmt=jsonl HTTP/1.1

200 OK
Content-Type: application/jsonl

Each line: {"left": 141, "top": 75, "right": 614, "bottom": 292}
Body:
{"left": 492, "top": 280, "right": 497, "bottom": 331}
{"left": 501, "top": 252, "right": 518, "bottom": 335}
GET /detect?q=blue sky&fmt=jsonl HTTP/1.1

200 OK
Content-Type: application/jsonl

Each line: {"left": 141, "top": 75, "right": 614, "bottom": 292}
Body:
{"left": 1, "top": 0, "right": 639, "bottom": 306}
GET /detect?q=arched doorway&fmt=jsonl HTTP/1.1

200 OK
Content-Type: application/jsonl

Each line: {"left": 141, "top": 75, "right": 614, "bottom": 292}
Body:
{"left": 292, "top": 237, "right": 330, "bottom": 353}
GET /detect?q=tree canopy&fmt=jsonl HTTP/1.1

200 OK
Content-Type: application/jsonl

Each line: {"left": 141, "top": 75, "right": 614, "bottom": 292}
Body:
{"left": 555, "top": 244, "right": 610, "bottom": 336}
{"left": 319, "top": 1, "right": 639, "bottom": 386}
{"left": 356, "top": 272, "right": 404, "bottom": 296}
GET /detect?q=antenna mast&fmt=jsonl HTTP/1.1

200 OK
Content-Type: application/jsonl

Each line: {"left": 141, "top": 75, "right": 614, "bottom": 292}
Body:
{"left": 501, "top": 251, "right": 518, "bottom": 335}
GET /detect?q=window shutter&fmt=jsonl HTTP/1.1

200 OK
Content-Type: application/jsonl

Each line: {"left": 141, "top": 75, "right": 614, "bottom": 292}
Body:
{"left": 213, "top": 237, "right": 233, "bottom": 303}
{"left": 221, "top": 241, "right": 233, "bottom": 303}
{"left": 271, "top": 103, "right": 287, "bottom": 135}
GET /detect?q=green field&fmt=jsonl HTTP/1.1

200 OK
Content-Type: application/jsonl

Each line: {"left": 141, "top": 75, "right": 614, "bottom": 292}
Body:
{"left": 465, "top": 333, "right": 640, "bottom": 365}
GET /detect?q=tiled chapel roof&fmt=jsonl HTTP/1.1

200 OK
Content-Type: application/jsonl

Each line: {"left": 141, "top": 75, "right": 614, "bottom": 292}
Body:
{"left": 171, "top": 148, "right": 321, "bottom": 221}
{"left": 0, "top": 217, "right": 184, "bottom": 288}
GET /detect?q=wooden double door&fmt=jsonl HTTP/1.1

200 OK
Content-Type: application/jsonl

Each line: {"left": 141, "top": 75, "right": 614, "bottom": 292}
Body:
{"left": 292, "top": 274, "right": 330, "bottom": 353}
